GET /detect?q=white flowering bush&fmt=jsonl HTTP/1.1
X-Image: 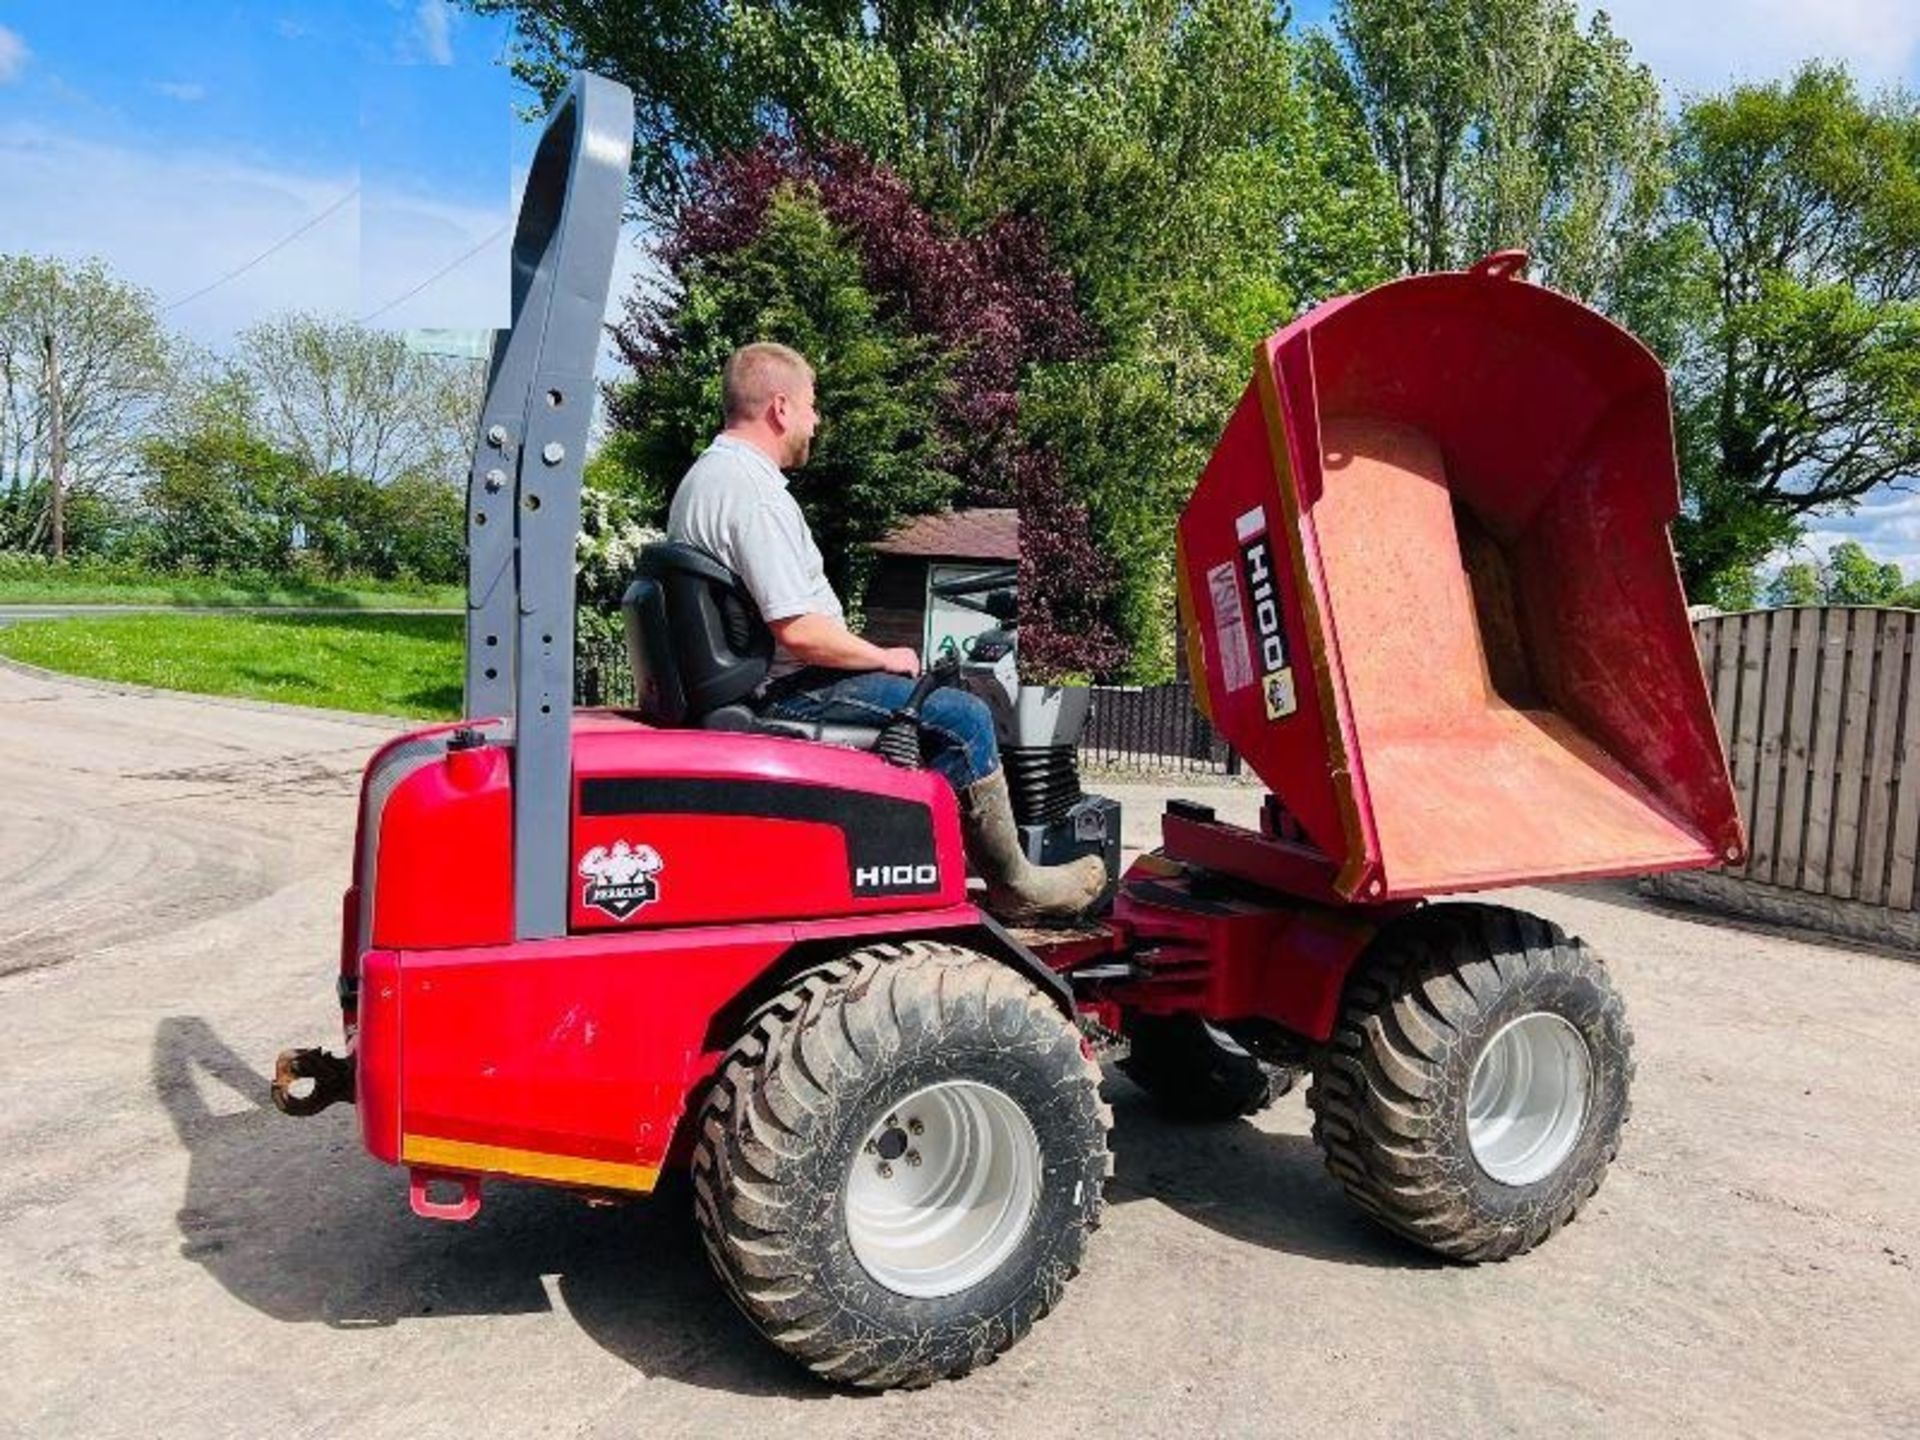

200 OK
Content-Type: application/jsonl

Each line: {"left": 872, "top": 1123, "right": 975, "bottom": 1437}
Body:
{"left": 575, "top": 485, "right": 662, "bottom": 611}
{"left": 573, "top": 485, "right": 662, "bottom": 707}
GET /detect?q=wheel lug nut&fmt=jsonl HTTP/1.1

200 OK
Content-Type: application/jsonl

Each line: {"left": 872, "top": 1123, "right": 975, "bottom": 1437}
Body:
{"left": 906, "top": 1150, "right": 921, "bottom": 1167}
{"left": 864, "top": 1139, "right": 878, "bottom": 1154}
{"left": 877, "top": 1162, "right": 893, "bottom": 1179}
{"left": 907, "top": 1118, "right": 923, "bottom": 1135}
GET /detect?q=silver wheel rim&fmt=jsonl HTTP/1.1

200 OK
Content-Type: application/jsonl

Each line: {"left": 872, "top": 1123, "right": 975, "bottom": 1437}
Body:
{"left": 1466, "top": 1012, "right": 1592, "bottom": 1186}
{"left": 844, "top": 1080, "right": 1041, "bottom": 1298}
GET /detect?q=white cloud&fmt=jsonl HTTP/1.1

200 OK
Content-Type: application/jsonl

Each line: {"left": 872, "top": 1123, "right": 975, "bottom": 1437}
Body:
{"left": 360, "top": 181, "right": 509, "bottom": 330}
{"left": 0, "top": 25, "right": 29, "bottom": 85}
{"left": 414, "top": 2, "right": 454, "bottom": 66}
{"left": 1585, "top": 0, "right": 1920, "bottom": 97}
{"left": 1778, "top": 490, "right": 1920, "bottom": 578}
{"left": 0, "top": 123, "right": 358, "bottom": 346}
{"left": 0, "top": 122, "right": 519, "bottom": 350}
{"left": 151, "top": 81, "right": 207, "bottom": 103}
{"left": 0, "top": 121, "right": 650, "bottom": 392}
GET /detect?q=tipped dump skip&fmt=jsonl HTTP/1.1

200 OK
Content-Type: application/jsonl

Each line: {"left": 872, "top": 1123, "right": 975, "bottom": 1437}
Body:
{"left": 1177, "top": 255, "right": 1743, "bottom": 902}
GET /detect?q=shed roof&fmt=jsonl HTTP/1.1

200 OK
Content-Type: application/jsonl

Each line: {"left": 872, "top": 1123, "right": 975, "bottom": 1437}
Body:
{"left": 871, "top": 507, "right": 1018, "bottom": 561}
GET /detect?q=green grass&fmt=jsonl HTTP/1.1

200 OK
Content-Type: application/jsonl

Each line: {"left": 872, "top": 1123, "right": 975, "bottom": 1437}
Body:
{"left": 0, "top": 613, "right": 465, "bottom": 718}
{"left": 0, "top": 557, "right": 461, "bottom": 609}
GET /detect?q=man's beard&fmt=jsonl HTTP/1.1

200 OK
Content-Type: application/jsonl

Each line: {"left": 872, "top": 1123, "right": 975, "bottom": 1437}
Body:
{"left": 787, "top": 432, "right": 812, "bottom": 468}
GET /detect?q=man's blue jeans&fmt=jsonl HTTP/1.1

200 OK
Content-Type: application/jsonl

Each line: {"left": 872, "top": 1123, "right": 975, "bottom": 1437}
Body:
{"left": 761, "top": 670, "right": 1001, "bottom": 791}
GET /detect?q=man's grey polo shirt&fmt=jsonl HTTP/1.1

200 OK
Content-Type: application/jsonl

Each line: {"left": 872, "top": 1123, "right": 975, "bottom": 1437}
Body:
{"left": 666, "top": 434, "right": 845, "bottom": 677}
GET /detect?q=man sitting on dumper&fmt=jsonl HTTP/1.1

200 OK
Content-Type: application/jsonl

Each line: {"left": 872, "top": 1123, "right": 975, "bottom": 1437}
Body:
{"left": 666, "top": 341, "right": 1105, "bottom": 924}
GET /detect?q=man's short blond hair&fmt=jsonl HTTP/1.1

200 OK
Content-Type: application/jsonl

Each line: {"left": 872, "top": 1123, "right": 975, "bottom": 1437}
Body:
{"left": 722, "top": 342, "right": 814, "bottom": 422}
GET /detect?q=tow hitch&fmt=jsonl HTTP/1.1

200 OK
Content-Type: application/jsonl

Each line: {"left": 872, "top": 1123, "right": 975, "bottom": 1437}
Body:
{"left": 271, "top": 1047, "right": 355, "bottom": 1116}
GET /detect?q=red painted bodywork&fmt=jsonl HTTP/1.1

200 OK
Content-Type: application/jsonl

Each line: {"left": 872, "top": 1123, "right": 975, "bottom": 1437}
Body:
{"left": 1100, "top": 854, "right": 1398, "bottom": 1043}
{"left": 353, "top": 906, "right": 992, "bottom": 1185}
{"left": 568, "top": 714, "right": 967, "bottom": 929}
{"left": 356, "top": 949, "right": 403, "bottom": 1165}
{"left": 360, "top": 713, "right": 967, "bottom": 955}
{"left": 370, "top": 742, "right": 513, "bottom": 949}
{"left": 342, "top": 711, "right": 979, "bottom": 1192}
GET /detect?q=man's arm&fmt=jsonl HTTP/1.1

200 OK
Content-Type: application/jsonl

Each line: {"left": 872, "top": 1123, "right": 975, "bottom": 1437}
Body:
{"left": 726, "top": 498, "right": 918, "bottom": 675}
{"left": 771, "top": 613, "right": 919, "bottom": 676}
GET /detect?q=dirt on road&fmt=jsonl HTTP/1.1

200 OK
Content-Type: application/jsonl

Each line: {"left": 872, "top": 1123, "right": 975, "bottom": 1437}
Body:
{"left": 1, "top": 663, "right": 1915, "bottom": 1439}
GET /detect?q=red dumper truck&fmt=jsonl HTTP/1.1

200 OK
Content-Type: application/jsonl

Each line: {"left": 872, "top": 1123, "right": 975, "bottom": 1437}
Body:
{"left": 275, "top": 72, "right": 1743, "bottom": 1389}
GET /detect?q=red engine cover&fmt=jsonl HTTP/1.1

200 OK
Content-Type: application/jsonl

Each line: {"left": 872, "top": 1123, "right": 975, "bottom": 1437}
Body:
{"left": 360, "top": 712, "right": 968, "bottom": 950}
{"left": 568, "top": 713, "right": 968, "bottom": 930}
{"left": 346, "top": 712, "right": 982, "bottom": 1193}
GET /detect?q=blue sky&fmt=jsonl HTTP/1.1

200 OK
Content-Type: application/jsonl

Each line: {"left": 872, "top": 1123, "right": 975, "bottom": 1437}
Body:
{"left": 0, "top": 2, "right": 526, "bottom": 336}
{"left": 2, "top": 1, "right": 1919, "bottom": 569}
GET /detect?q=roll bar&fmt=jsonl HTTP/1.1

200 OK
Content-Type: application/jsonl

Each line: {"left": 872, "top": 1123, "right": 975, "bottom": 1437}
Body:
{"left": 462, "top": 71, "right": 635, "bottom": 939}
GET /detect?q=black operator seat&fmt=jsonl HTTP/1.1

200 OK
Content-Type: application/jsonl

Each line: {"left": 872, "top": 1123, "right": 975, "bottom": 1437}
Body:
{"left": 621, "top": 542, "right": 887, "bottom": 749}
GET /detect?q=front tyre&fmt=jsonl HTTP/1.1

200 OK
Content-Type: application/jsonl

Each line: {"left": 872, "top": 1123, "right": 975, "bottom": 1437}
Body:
{"left": 692, "top": 941, "right": 1111, "bottom": 1388}
{"left": 1307, "top": 905, "right": 1632, "bottom": 1262}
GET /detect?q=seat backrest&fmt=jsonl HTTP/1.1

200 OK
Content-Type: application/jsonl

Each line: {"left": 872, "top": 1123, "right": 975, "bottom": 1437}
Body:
{"left": 622, "top": 541, "right": 772, "bottom": 725}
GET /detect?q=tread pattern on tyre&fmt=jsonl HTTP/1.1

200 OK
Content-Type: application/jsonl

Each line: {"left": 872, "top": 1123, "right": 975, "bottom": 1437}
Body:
{"left": 691, "top": 939, "right": 1112, "bottom": 1389}
{"left": 1118, "top": 1013, "right": 1282, "bottom": 1121}
{"left": 1307, "top": 904, "right": 1635, "bottom": 1263}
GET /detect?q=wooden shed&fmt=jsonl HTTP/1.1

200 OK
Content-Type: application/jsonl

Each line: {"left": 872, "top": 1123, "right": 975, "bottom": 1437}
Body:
{"left": 863, "top": 508, "right": 1018, "bottom": 660}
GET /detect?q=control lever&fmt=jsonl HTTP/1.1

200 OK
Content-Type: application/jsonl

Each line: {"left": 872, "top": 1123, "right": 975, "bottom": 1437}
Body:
{"left": 875, "top": 656, "right": 960, "bottom": 768}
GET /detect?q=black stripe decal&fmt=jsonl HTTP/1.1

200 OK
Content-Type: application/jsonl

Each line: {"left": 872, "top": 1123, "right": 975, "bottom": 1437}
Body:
{"left": 577, "top": 777, "right": 941, "bottom": 896}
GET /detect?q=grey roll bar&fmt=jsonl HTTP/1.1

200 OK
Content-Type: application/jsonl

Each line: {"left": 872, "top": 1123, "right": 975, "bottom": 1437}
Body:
{"left": 462, "top": 71, "right": 635, "bottom": 940}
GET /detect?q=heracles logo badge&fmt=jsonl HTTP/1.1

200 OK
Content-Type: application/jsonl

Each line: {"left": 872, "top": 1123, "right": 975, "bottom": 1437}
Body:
{"left": 577, "top": 840, "right": 664, "bottom": 920}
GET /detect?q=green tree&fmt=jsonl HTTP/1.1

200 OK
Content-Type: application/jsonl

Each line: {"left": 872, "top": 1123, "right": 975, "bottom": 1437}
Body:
{"left": 0, "top": 254, "right": 172, "bottom": 556}
{"left": 1698, "top": 562, "right": 1760, "bottom": 612}
{"left": 1765, "top": 561, "right": 1821, "bottom": 608}
{"left": 480, "top": 0, "right": 1402, "bottom": 675}
{"left": 232, "top": 314, "right": 485, "bottom": 489}
{"left": 1662, "top": 65, "right": 1920, "bottom": 599}
{"left": 469, "top": 0, "right": 1108, "bottom": 221}
{"left": 607, "top": 188, "right": 952, "bottom": 610}
{"left": 1310, "top": 0, "right": 1667, "bottom": 303}
{"left": 371, "top": 470, "right": 466, "bottom": 583}
{"left": 134, "top": 378, "right": 308, "bottom": 574}
{"left": 131, "top": 364, "right": 466, "bottom": 583}
{"left": 1821, "top": 540, "right": 1904, "bottom": 605}
{"left": 582, "top": 431, "right": 668, "bottom": 519}
{"left": 1012, "top": 1, "right": 1398, "bottom": 676}
{"left": 1764, "top": 543, "right": 1908, "bottom": 608}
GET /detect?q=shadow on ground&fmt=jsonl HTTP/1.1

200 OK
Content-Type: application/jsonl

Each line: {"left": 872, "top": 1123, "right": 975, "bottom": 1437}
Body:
{"left": 1102, "top": 1080, "right": 1440, "bottom": 1269}
{"left": 151, "top": 1015, "right": 828, "bottom": 1400}
{"left": 152, "top": 1017, "right": 1432, "bottom": 1401}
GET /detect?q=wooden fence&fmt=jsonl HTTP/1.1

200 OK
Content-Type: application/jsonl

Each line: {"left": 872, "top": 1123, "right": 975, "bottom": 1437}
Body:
{"left": 1666, "top": 606, "right": 1920, "bottom": 938}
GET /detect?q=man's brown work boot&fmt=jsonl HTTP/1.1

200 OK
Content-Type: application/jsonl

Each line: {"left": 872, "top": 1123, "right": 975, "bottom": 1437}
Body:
{"left": 958, "top": 769, "right": 1108, "bottom": 924}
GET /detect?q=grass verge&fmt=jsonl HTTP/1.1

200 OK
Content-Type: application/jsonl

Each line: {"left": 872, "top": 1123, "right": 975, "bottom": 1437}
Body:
{"left": 0, "top": 559, "right": 461, "bottom": 609}
{"left": 0, "top": 613, "right": 464, "bottom": 718}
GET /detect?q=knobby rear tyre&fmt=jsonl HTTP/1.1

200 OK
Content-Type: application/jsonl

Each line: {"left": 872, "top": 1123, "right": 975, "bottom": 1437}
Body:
{"left": 691, "top": 940, "right": 1111, "bottom": 1389}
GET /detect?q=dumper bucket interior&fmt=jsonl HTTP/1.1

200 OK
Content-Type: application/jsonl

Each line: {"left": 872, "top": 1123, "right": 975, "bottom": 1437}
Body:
{"left": 1177, "top": 253, "right": 1744, "bottom": 902}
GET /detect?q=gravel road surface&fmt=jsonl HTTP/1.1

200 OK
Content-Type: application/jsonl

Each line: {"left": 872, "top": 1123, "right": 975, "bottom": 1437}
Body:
{"left": 1, "top": 663, "right": 1914, "bottom": 1439}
